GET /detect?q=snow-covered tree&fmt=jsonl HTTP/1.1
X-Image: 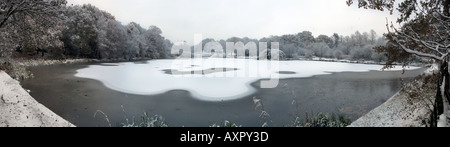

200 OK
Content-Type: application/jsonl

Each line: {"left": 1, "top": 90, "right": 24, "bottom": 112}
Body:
{"left": 349, "top": 31, "right": 368, "bottom": 47}
{"left": 369, "top": 29, "right": 377, "bottom": 45}
{"left": 60, "top": 5, "right": 98, "bottom": 58}
{"left": 311, "top": 42, "right": 330, "bottom": 58}
{"left": 297, "top": 31, "right": 315, "bottom": 48}
{"left": 316, "top": 35, "right": 334, "bottom": 48}
{"left": 0, "top": 0, "right": 66, "bottom": 28}
{"left": 0, "top": 0, "right": 67, "bottom": 58}
{"left": 1, "top": 2, "right": 170, "bottom": 60}
{"left": 298, "top": 47, "right": 314, "bottom": 58}
{"left": 333, "top": 49, "right": 343, "bottom": 59}
{"left": 124, "top": 23, "right": 169, "bottom": 59}
{"left": 348, "top": 0, "right": 450, "bottom": 127}
{"left": 280, "top": 43, "right": 299, "bottom": 58}
{"left": 350, "top": 44, "right": 373, "bottom": 60}
{"left": 126, "top": 22, "right": 147, "bottom": 58}
{"left": 332, "top": 33, "right": 340, "bottom": 48}
{"left": 99, "top": 20, "right": 128, "bottom": 59}
{"left": 145, "top": 25, "right": 166, "bottom": 59}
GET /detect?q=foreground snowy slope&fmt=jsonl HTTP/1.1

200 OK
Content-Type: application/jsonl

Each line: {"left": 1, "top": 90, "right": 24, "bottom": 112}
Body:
{"left": 0, "top": 71, "right": 74, "bottom": 127}
{"left": 350, "top": 65, "right": 449, "bottom": 127}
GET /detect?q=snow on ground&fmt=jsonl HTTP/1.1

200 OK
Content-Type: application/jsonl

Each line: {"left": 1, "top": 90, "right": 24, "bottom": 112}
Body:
{"left": 350, "top": 64, "right": 450, "bottom": 127}
{"left": 75, "top": 58, "right": 421, "bottom": 101}
{"left": 348, "top": 92, "right": 431, "bottom": 127}
{"left": 0, "top": 71, "right": 74, "bottom": 127}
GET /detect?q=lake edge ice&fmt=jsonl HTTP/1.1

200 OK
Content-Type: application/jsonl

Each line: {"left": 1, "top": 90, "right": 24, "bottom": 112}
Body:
{"left": 75, "top": 58, "right": 421, "bottom": 101}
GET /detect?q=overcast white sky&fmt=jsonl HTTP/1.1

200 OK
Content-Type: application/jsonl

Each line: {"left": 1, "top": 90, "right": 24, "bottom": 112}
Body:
{"left": 67, "top": 0, "right": 399, "bottom": 44}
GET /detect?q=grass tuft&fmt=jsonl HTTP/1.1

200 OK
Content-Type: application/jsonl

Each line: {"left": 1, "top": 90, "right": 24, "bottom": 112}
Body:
{"left": 291, "top": 112, "right": 352, "bottom": 127}
{"left": 210, "top": 120, "right": 241, "bottom": 127}
{"left": 121, "top": 112, "right": 168, "bottom": 127}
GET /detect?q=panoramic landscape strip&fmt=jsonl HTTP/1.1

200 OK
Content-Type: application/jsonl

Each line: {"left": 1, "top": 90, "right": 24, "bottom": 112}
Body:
{"left": 0, "top": 0, "right": 449, "bottom": 130}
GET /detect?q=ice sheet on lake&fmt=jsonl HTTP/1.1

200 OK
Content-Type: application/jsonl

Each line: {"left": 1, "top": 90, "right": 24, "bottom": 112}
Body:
{"left": 75, "top": 58, "right": 420, "bottom": 101}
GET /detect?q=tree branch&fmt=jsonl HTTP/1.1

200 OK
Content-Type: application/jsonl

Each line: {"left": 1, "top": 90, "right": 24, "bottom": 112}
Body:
{"left": 394, "top": 37, "right": 446, "bottom": 61}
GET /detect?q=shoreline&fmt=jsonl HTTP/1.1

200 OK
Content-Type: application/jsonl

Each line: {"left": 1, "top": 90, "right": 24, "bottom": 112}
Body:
{"left": 0, "top": 58, "right": 152, "bottom": 127}
{"left": 1, "top": 58, "right": 430, "bottom": 127}
{"left": 21, "top": 62, "right": 425, "bottom": 127}
{"left": 349, "top": 64, "right": 449, "bottom": 127}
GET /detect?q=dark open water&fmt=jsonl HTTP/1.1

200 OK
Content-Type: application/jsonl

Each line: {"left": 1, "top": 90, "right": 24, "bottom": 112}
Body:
{"left": 21, "top": 63, "right": 425, "bottom": 127}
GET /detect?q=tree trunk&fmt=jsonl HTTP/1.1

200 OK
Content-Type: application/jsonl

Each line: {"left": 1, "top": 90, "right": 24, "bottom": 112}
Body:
{"left": 431, "top": 61, "right": 449, "bottom": 127}
{"left": 445, "top": 60, "right": 450, "bottom": 105}
{"left": 444, "top": 0, "right": 449, "bottom": 16}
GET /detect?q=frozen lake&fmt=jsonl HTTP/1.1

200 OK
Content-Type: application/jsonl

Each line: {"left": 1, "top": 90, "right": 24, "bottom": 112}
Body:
{"left": 22, "top": 59, "right": 425, "bottom": 126}
{"left": 75, "top": 58, "right": 420, "bottom": 101}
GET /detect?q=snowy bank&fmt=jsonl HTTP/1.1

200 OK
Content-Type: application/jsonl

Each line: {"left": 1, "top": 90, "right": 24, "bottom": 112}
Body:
{"left": 348, "top": 92, "right": 431, "bottom": 127}
{"left": 0, "top": 71, "right": 74, "bottom": 127}
{"left": 349, "top": 64, "right": 449, "bottom": 127}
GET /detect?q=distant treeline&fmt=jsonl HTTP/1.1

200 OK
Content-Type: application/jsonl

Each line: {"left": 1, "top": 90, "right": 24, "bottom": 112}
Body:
{"left": 193, "top": 30, "right": 391, "bottom": 62}
{"left": 1, "top": 1, "right": 395, "bottom": 62}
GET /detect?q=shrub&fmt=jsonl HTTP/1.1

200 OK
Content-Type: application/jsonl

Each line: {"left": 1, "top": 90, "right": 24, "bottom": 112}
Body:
{"left": 0, "top": 58, "right": 33, "bottom": 80}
